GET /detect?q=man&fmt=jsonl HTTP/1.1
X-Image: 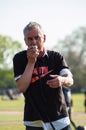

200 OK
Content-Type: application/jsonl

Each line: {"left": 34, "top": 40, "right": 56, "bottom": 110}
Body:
{"left": 13, "top": 21, "right": 73, "bottom": 130}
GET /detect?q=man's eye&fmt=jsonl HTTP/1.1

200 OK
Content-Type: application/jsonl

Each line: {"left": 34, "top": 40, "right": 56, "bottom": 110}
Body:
{"left": 28, "top": 37, "right": 33, "bottom": 41}
{"left": 27, "top": 36, "right": 40, "bottom": 42}
{"left": 34, "top": 36, "right": 39, "bottom": 40}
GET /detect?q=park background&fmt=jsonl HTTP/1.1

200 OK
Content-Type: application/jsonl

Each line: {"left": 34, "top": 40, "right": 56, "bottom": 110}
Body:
{"left": 0, "top": 0, "right": 86, "bottom": 130}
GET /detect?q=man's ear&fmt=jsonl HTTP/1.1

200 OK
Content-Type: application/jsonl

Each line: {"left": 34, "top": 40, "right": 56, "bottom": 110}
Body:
{"left": 43, "top": 34, "right": 46, "bottom": 42}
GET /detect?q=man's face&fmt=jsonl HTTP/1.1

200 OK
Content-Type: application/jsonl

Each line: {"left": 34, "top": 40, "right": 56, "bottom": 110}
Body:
{"left": 24, "top": 28, "right": 46, "bottom": 51}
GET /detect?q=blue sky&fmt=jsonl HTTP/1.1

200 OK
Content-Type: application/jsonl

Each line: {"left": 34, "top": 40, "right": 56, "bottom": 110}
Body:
{"left": 0, "top": 0, "right": 86, "bottom": 49}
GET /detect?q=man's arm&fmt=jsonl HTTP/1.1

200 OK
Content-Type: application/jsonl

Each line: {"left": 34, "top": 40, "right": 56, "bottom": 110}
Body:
{"left": 46, "top": 69, "right": 73, "bottom": 88}
{"left": 15, "top": 62, "right": 35, "bottom": 93}
{"left": 15, "top": 46, "right": 39, "bottom": 93}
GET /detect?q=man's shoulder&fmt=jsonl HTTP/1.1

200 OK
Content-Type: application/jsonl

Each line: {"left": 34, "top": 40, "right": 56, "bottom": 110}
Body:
{"left": 13, "top": 50, "right": 27, "bottom": 60}
{"left": 47, "top": 50, "right": 61, "bottom": 57}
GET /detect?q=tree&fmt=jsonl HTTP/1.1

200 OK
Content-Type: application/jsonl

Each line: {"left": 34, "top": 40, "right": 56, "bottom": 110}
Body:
{"left": 0, "top": 69, "right": 16, "bottom": 89}
{"left": 0, "top": 35, "right": 23, "bottom": 89}
{"left": 0, "top": 35, "right": 23, "bottom": 69}
{"left": 53, "top": 27, "right": 86, "bottom": 90}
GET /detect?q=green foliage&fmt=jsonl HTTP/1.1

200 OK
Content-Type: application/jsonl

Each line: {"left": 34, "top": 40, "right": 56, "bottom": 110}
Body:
{"left": 0, "top": 35, "right": 23, "bottom": 89}
{"left": 0, "top": 35, "right": 22, "bottom": 69}
{"left": 53, "top": 27, "right": 86, "bottom": 90}
{"left": 0, "top": 69, "right": 16, "bottom": 89}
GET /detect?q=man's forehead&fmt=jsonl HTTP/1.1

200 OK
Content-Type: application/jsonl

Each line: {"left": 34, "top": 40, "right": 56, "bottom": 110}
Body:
{"left": 26, "top": 28, "right": 43, "bottom": 36}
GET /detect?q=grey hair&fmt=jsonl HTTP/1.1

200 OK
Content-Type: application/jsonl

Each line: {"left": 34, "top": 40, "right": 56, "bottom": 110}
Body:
{"left": 23, "top": 21, "right": 44, "bottom": 36}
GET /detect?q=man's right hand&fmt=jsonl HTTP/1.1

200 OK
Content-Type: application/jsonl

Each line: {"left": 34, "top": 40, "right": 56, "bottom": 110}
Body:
{"left": 27, "top": 45, "right": 39, "bottom": 63}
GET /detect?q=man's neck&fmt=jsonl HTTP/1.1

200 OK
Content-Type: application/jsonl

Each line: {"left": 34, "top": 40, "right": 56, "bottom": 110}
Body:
{"left": 38, "top": 48, "right": 45, "bottom": 58}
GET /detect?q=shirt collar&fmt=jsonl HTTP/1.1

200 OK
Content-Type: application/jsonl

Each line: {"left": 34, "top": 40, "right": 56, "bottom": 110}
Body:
{"left": 42, "top": 49, "right": 48, "bottom": 57}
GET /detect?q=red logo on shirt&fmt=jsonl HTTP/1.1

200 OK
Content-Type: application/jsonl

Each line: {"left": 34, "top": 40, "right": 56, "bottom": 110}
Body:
{"left": 31, "top": 66, "right": 53, "bottom": 83}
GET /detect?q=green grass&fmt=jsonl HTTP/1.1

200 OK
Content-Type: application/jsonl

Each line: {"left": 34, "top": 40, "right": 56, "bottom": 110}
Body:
{"left": 70, "top": 93, "right": 86, "bottom": 128}
{"left": 0, "top": 96, "right": 24, "bottom": 130}
{"left": 0, "top": 114, "right": 22, "bottom": 122}
{"left": 0, "top": 125, "right": 25, "bottom": 130}
{"left": 0, "top": 96, "right": 24, "bottom": 111}
{"left": 72, "top": 93, "right": 85, "bottom": 112}
{"left": 0, "top": 93, "right": 86, "bottom": 130}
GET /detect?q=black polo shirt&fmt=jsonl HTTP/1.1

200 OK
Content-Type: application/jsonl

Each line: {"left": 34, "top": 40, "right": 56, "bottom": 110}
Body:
{"left": 13, "top": 50, "right": 69, "bottom": 122}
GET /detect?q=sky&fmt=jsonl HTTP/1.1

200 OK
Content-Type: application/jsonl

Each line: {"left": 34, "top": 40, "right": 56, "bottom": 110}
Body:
{"left": 0, "top": 0, "right": 86, "bottom": 49}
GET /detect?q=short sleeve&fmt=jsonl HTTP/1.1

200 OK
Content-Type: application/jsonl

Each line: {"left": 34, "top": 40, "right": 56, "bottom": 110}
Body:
{"left": 13, "top": 50, "right": 27, "bottom": 80}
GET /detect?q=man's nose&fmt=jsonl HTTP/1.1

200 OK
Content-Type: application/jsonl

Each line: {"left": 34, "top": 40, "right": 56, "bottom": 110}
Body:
{"left": 31, "top": 38, "right": 37, "bottom": 44}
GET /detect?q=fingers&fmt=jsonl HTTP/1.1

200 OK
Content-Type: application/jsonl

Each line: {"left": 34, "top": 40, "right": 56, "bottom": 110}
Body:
{"left": 46, "top": 75, "right": 62, "bottom": 88}
{"left": 27, "top": 45, "right": 39, "bottom": 62}
{"left": 28, "top": 45, "right": 38, "bottom": 50}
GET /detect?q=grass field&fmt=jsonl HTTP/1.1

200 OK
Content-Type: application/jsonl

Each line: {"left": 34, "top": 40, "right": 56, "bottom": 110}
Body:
{"left": 0, "top": 93, "right": 86, "bottom": 130}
